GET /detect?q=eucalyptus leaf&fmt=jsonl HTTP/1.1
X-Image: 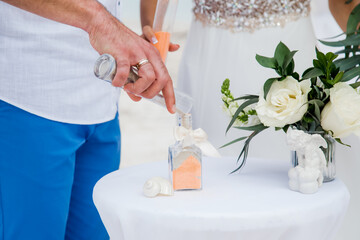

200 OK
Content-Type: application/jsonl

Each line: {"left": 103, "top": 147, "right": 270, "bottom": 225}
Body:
{"left": 220, "top": 136, "right": 248, "bottom": 148}
{"left": 302, "top": 68, "right": 323, "bottom": 79}
{"left": 274, "top": 42, "right": 291, "bottom": 68}
{"left": 313, "top": 85, "right": 321, "bottom": 98}
{"left": 291, "top": 72, "right": 300, "bottom": 80}
{"left": 335, "top": 47, "right": 360, "bottom": 55}
{"left": 335, "top": 55, "right": 360, "bottom": 71}
{"left": 341, "top": 66, "right": 360, "bottom": 81}
{"left": 335, "top": 138, "right": 351, "bottom": 147}
{"left": 230, "top": 129, "right": 266, "bottom": 174}
{"left": 319, "top": 34, "right": 360, "bottom": 47}
{"left": 308, "top": 99, "right": 325, "bottom": 107}
{"left": 285, "top": 59, "right": 295, "bottom": 75}
{"left": 283, "top": 50, "right": 298, "bottom": 70}
{"left": 255, "top": 55, "right": 277, "bottom": 69}
{"left": 314, "top": 103, "right": 321, "bottom": 121}
{"left": 346, "top": 4, "right": 360, "bottom": 34}
{"left": 232, "top": 95, "right": 259, "bottom": 101}
{"left": 234, "top": 124, "right": 268, "bottom": 131}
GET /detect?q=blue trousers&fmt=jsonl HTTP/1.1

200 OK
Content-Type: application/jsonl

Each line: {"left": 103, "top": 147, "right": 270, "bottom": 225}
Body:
{"left": 0, "top": 100, "right": 121, "bottom": 240}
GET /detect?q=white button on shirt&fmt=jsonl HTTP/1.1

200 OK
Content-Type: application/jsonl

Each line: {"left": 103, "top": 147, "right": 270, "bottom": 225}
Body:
{"left": 0, "top": 0, "right": 121, "bottom": 124}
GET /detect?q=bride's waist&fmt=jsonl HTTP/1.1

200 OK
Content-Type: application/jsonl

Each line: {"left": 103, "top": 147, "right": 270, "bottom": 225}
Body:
{"left": 193, "top": 0, "right": 311, "bottom": 32}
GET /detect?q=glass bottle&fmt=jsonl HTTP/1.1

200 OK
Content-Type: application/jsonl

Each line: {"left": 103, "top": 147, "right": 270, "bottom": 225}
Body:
{"left": 152, "top": 0, "right": 179, "bottom": 62}
{"left": 94, "top": 53, "right": 192, "bottom": 114}
{"left": 291, "top": 132, "right": 336, "bottom": 182}
{"left": 168, "top": 113, "right": 202, "bottom": 191}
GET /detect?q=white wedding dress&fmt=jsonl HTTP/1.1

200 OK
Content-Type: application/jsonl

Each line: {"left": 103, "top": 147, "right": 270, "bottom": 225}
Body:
{"left": 178, "top": 0, "right": 316, "bottom": 160}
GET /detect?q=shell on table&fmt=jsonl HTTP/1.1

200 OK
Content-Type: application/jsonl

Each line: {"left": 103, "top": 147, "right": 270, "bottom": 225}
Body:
{"left": 143, "top": 177, "right": 174, "bottom": 198}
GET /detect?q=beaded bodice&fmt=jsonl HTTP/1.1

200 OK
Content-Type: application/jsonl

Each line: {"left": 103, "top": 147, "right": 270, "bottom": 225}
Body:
{"left": 193, "top": 0, "right": 311, "bottom": 32}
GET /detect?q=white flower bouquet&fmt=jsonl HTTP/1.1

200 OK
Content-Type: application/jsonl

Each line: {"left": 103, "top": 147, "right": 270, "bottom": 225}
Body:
{"left": 221, "top": 39, "right": 360, "bottom": 172}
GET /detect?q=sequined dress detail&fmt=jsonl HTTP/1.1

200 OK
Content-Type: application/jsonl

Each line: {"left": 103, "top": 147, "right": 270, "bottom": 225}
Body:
{"left": 193, "top": 0, "right": 311, "bottom": 32}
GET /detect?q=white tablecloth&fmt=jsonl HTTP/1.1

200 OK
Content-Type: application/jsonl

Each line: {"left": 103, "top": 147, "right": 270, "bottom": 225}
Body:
{"left": 93, "top": 157, "right": 350, "bottom": 240}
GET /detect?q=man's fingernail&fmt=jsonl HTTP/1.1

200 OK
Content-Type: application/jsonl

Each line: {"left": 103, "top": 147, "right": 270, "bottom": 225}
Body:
{"left": 152, "top": 37, "right": 158, "bottom": 44}
{"left": 171, "top": 105, "right": 176, "bottom": 113}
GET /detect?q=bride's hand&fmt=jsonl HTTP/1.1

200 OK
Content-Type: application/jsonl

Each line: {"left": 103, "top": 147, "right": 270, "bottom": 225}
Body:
{"left": 142, "top": 25, "right": 180, "bottom": 52}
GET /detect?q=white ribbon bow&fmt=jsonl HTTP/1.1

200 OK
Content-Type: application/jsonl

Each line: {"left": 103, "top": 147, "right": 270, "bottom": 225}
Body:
{"left": 174, "top": 126, "right": 221, "bottom": 158}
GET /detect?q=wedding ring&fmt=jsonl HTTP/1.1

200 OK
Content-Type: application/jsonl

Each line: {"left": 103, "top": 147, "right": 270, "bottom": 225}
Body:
{"left": 135, "top": 59, "right": 150, "bottom": 70}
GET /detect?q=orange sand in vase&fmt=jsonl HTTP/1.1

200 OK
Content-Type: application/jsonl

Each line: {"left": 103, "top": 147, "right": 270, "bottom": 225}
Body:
{"left": 173, "top": 155, "right": 201, "bottom": 190}
{"left": 153, "top": 31, "right": 171, "bottom": 62}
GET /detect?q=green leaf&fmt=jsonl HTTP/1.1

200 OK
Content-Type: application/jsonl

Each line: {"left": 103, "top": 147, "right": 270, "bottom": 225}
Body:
{"left": 332, "top": 71, "right": 345, "bottom": 84}
{"left": 232, "top": 95, "right": 259, "bottom": 101}
{"left": 347, "top": 4, "right": 360, "bottom": 34}
{"left": 335, "top": 55, "right": 360, "bottom": 71}
{"left": 325, "top": 52, "right": 338, "bottom": 62}
{"left": 308, "top": 99, "right": 325, "bottom": 108}
{"left": 234, "top": 124, "right": 268, "bottom": 131}
{"left": 220, "top": 136, "right": 248, "bottom": 148}
{"left": 285, "top": 59, "right": 295, "bottom": 75}
{"left": 335, "top": 138, "right": 351, "bottom": 147}
{"left": 319, "top": 34, "right": 360, "bottom": 47}
{"left": 317, "top": 50, "right": 328, "bottom": 66}
{"left": 314, "top": 103, "right": 321, "bottom": 121}
{"left": 350, "top": 81, "right": 360, "bottom": 88}
{"left": 291, "top": 72, "right": 300, "bottom": 80}
{"left": 335, "top": 47, "right": 360, "bottom": 55}
{"left": 226, "top": 98, "right": 259, "bottom": 133}
{"left": 255, "top": 54, "right": 277, "bottom": 69}
{"left": 283, "top": 50, "right": 298, "bottom": 70}
{"left": 302, "top": 68, "right": 323, "bottom": 79}
{"left": 312, "top": 85, "right": 321, "bottom": 98}
{"left": 342, "top": 66, "right": 360, "bottom": 81}
{"left": 274, "top": 42, "right": 291, "bottom": 68}
{"left": 230, "top": 129, "right": 267, "bottom": 174}
{"left": 323, "top": 89, "right": 330, "bottom": 101}
{"left": 263, "top": 78, "right": 278, "bottom": 100}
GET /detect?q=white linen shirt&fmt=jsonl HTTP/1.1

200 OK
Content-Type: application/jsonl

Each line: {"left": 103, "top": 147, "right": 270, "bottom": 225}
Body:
{"left": 0, "top": 0, "right": 122, "bottom": 124}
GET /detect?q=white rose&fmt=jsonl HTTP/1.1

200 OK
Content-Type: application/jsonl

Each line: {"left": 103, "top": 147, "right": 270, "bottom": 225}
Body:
{"left": 321, "top": 82, "right": 360, "bottom": 138}
{"left": 255, "top": 76, "right": 311, "bottom": 128}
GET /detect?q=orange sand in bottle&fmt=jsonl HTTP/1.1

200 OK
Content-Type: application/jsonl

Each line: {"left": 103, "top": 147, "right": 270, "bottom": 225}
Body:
{"left": 173, "top": 155, "right": 201, "bottom": 190}
{"left": 153, "top": 31, "right": 171, "bottom": 62}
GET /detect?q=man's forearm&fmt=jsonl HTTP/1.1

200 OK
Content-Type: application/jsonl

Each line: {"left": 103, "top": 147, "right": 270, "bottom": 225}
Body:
{"left": 329, "top": 0, "right": 360, "bottom": 32}
{"left": 1, "top": 0, "right": 109, "bottom": 34}
{"left": 140, "top": 0, "right": 158, "bottom": 28}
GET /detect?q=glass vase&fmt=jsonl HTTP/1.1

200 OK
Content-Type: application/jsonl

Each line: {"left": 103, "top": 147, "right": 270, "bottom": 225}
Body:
{"left": 291, "top": 133, "right": 336, "bottom": 182}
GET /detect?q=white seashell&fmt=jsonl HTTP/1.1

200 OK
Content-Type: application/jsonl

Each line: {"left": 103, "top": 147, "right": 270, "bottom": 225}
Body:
{"left": 143, "top": 177, "right": 174, "bottom": 198}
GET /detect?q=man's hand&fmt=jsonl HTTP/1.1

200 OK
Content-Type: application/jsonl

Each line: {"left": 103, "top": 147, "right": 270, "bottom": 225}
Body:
{"left": 1, "top": 0, "right": 176, "bottom": 114}
{"left": 88, "top": 11, "right": 176, "bottom": 113}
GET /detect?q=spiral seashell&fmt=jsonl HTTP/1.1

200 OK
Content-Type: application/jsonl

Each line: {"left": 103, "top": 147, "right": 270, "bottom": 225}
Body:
{"left": 143, "top": 177, "right": 174, "bottom": 198}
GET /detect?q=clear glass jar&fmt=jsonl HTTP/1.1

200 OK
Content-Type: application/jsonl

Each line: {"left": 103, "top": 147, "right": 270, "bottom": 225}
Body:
{"left": 168, "top": 113, "right": 202, "bottom": 190}
{"left": 291, "top": 133, "right": 336, "bottom": 182}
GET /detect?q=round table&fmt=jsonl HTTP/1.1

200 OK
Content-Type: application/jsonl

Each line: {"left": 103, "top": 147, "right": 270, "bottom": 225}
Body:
{"left": 93, "top": 157, "right": 350, "bottom": 240}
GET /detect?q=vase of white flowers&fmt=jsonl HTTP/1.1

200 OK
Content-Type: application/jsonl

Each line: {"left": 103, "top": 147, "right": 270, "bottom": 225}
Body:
{"left": 221, "top": 41, "right": 360, "bottom": 176}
